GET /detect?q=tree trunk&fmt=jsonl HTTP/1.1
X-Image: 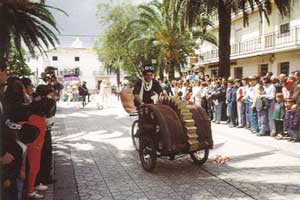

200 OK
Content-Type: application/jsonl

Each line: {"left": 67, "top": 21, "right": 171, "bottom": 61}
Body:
{"left": 218, "top": 0, "right": 231, "bottom": 78}
{"left": 168, "top": 62, "right": 175, "bottom": 81}
{"left": 116, "top": 66, "right": 120, "bottom": 85}
{"left": 159, "top": 65, "right": 164, "bottom": 81}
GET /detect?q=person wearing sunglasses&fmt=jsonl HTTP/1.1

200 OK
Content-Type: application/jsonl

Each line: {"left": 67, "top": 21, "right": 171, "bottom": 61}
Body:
{"left": 133, "top": 65, "right": 162, "bottom": 107}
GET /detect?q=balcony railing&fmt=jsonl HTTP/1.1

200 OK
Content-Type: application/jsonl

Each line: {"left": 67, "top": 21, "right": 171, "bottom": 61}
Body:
{"left": 199, "top": 26, "right": 300, "bottom": 63}
{"left": 93, "top": 71, "right": 112, "bottom": 76}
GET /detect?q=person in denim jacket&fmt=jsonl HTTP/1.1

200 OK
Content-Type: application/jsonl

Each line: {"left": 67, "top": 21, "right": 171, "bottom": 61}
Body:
{"left": 226, "top": 80, "right": 237, "bottom": 127}
{"left": 254, "top": 86, "right": 270, "bottom": 136}
{"left": 285, "top": 98, "right": 300, "bottom": 142}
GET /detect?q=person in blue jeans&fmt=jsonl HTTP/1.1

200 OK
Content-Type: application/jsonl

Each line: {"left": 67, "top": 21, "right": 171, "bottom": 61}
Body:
{"left": 262, "top": 76, "right": 276, "bottom": 135}
{"left": 242, "top": 78, "right": 251, "bottom": 128}
{"left": 248, "top": 76, "right": 260, "bottom": 133}
{"left": 210, "top": 81, "right": 226, "bottom": 124}
{"left": 226, "top": 80, "right": 237, "bottom": 127}
{"left": 255, "top": 86, "right": 270, "bottom": 136}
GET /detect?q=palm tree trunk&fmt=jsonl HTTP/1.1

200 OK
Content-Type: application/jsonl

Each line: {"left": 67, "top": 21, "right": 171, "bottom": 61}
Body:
{"left": 218, "top": 0, "right": 231, "bottom": 78}
{"left": 168, "top": 61, "right": 175, "bottom": 81}
{"left": 159, "top": 65, "right": 164, "bottom": 81}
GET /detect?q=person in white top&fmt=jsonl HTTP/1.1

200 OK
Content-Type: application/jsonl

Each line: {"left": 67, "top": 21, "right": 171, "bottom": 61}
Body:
{"left": 192, "top": 81, "right": 201, "bottom": 104}
{"left": 236, "top": 79, "right": 245, "bottom": 128}
{"left": 262, "top": 76, "right": 276, "bottom": 135}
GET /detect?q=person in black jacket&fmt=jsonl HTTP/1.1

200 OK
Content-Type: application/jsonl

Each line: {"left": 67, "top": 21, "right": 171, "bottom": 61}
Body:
{"left": 1, "top": 77, "right": 27, "bottom": 200}
{"left": 133, "top": 65, "right": 162, "bottom": 107}
{"left": 79, "top": 81, "right": 90, "bottom": 107}
{"left": 209, "top": 81, "right": 226, "bottom": 124}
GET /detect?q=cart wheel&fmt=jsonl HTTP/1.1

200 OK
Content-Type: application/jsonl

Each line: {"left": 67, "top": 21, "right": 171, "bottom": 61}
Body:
{"left": 190, "top": 148, "right": 209, "bottom": 166}
{"left": 131, "top": 120, "right": 139, "bottom": 151}
{"left": 139, "top": 136, "right": 157, "bottom": 172}
{"left": 97, "top": 104, "right": 104, "bottom": 110}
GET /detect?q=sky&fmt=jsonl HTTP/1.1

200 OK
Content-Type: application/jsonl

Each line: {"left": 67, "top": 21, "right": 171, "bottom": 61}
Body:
{"left": 47, "top": 0, "right": 150, "bottom": 48}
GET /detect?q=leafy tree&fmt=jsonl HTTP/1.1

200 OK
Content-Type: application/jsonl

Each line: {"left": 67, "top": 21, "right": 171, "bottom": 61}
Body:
{"left": 95, "top": 3, "right": 146, "bottom": 83}
{"left": 184, "top": 0, "right": 293, "bottom": 78}
{"left": 7, "top": 47, "right": 32, "bottom": 77}
{"left": 0, "top": 0, "right": 65, "bottom": 64}
{"left": 129, "top": 0, "right": 216, "bottom": 80}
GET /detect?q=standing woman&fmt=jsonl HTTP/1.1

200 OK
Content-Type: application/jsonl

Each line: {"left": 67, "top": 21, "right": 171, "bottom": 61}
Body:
{"left": 236, "top": 79, "right": 245, "bottom": 128}
{"left": 263, "top": 76, "right": 276, "bottom": 135}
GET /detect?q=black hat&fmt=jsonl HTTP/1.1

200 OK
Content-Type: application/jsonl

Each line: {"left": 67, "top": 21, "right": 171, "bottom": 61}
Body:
{"left": 22, "top": 77, "right": 32, "bottom": 88}
{"left": 142, "top": 64, "right": 154, "bottom": 75}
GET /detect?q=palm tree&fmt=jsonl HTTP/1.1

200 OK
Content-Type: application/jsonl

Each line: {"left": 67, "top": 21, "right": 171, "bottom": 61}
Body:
{"left": 0, "top": 0, "right": 64, "bottom": 64}
{"left": 128, "top": 0, "right": 216, "bottom": 80}
{"left": 184, "top": 0, "right": 293, "bottom": 78}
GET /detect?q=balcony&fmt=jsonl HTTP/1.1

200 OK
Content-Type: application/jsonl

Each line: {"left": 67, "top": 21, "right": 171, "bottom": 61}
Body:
{"left": 199, "top": 26, "right": 300, "bottom": 64}
{"left": 93, "top": 70, "right": 113, "bottom": 76}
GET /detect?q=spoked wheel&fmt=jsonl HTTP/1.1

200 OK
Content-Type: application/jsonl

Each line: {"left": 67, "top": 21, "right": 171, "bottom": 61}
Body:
{"left": 190, "top": 148, "right": 209, "bottom": 166}
{"left": 97, "top": 104, "right": 104, "bottom": 110}
{"left": 139, "top": 136, "right": 157, "bottom": 172}
{"left": 131, "top": 120, "right": 140, "bottom": 151}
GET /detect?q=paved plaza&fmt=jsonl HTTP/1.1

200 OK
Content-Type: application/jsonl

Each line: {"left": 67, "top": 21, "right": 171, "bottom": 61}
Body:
{"left": 45, "top": 99, "right": 300, "bottom": 200}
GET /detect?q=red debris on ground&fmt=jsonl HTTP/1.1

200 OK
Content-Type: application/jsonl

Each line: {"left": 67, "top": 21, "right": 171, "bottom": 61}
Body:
{"left": 212, "top": 155, "right": 232, "bottom": 164}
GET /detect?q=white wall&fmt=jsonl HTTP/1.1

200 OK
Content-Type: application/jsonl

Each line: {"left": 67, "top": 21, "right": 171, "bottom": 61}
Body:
{"left": 199, "top": 1, "right": 300, "bottom": 54}
{"left": 44, "top": 48, "right": 103, "bottom": 89}
{"left": 25, "top": 48, "right": 115, "bottom": 90}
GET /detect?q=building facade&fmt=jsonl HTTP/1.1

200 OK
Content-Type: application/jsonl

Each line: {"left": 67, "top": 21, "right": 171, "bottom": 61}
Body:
{"left": 26, "top": 47, "right": 120, "bottom": 91}
{"left": 196, "top": 1, "right": 300, "bottom": 78}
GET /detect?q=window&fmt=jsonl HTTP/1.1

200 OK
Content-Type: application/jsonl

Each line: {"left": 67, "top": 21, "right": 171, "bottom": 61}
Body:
{"left": 74, "top": 57, "right": 80, "bottom": 61}
{"left": 234, "top": 67, "right": 243, "bottom": 79}
{"left": 279, "top": 62, "right": 290, "bottom": 75}
{"left": 52, "top": 56, "right": 58, "bottom": 61}
{"left": 260, "top": 64, "right": 268, "bottom": 76}
{"left": 280, "top": 23, "right": 290, "bottom": 34}
{"left": 75, "top": 68, "right": 80, "bottom": 75}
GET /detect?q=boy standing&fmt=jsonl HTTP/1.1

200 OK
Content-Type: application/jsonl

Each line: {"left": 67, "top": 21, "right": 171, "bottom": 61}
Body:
{"left": 255, "top": 86, "right": 270, "bottom": 136}
{"left": 273, "top": 93, "right": 285, "bottom": 137}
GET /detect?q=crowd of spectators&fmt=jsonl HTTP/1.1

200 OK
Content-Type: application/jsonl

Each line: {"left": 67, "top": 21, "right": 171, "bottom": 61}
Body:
{"left": 161, "top": 70, "right": 300, "bottom": 142}
{"left": 1, "top": 63, "right": 61, "bottom": 199}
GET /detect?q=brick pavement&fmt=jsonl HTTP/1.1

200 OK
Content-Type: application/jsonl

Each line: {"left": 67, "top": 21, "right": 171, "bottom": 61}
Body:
{"left": 44, "top": 100, "right": 300, "bottom": 200}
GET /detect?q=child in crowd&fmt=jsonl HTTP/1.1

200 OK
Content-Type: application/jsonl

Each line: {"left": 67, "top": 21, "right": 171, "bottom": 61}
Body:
{"left": 255, "top": 86, "right": 270, "bottom": 136}
{"left": 285, "top": 98, "right": 300, "bottom": 142}
{"left": 272, "top": 93, "right": 285, "bottom": 137}
{"left": 185, "top": 88, "right": 193, "bottom": 104}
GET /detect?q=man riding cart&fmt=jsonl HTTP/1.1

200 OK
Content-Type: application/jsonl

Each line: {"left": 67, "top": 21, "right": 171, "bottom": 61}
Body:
{"left": 121, "top": 65, "right": 213, "bottom": 172}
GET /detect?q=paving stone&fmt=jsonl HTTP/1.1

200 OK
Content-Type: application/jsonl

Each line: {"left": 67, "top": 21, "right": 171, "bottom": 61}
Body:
{"left": 44, "top": 101, "right": 300, "bottom": 200}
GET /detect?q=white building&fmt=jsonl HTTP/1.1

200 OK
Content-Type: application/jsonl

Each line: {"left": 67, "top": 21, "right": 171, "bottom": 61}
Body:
{"left": 195, "top": 1, "right": 300, "bottom": 78}
{"left": 26, "top": 43, "right": 120, "bottom": 91}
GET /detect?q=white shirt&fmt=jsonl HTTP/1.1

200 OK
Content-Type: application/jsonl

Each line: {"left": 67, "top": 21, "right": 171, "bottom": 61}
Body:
{"left": 263, "top": 83, "right": 276, "bottom": 100}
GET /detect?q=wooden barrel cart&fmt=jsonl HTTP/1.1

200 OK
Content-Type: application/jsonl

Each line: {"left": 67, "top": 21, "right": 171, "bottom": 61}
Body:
{"left": 135, "top": 96, "right": 213, "bottom": 172}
